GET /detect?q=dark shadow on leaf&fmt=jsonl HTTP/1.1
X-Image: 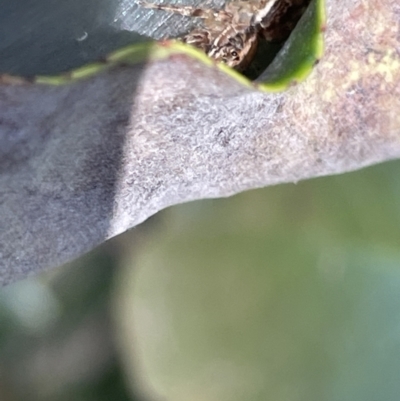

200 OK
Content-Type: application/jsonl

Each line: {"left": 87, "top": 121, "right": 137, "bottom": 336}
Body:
{"left": 0, "top": 0, "right": 149, "bottom": 284}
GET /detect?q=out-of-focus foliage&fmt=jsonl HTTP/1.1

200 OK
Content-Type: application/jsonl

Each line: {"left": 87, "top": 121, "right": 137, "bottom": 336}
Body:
{"left": 0, "top": 248, "right": 138, "bottom": 401}
{"left": 2, "top": 161, "right": 400, "bottom": 401}
{"left": 115, "top": 160, "right": 400, "bottom": 401}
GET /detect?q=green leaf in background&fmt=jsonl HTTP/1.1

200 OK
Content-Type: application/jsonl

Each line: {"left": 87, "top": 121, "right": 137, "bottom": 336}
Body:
{"left": 2, "top": 0, "right": 325, "bottom": 91}
{"left": 114, "top": 160, "right": 400, "bottom": 401}
{"left": 258, "top": 0, "right": 325, "bottom": 90}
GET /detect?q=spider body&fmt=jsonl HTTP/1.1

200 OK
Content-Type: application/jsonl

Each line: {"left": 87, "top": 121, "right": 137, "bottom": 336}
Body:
{"left": 138, "top": 0, "right": 308, "bottom": 71}
{"left": 186, "top": 23, "right": 259, "bottom": 70}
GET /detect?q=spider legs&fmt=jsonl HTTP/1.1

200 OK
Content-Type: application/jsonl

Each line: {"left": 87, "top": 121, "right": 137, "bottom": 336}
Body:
{"left": 137, "top": 0, "right": 230, "bottom": 21}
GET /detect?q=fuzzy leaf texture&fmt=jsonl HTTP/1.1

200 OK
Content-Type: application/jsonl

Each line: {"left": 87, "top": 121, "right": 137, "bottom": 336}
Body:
{"left": 0, "top": 0, "right": 399, "bottom": 284}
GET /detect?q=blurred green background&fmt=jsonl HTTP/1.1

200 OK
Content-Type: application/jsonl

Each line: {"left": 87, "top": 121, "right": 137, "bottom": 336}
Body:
{"left": 1, "top": 160, "right": 400, "bottom": 401}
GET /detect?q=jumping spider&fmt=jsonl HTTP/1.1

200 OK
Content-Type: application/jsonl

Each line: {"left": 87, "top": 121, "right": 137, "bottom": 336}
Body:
{"left": 137, "top": 0, "right": 310, "bottom": 72}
